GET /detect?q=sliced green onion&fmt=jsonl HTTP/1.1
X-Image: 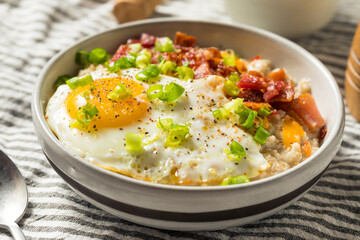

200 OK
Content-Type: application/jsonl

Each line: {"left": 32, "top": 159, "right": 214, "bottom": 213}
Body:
{"left": 135, "top": 64, "right": 161, "bottom": 82}
{"left": 228, "top": 72, "right": 240, "bottom": 82}
{"left": 88, "top": 48, "right": 110, "bottom": 64}
{"left": 159, "top": 60, "right": 177, "bottom": 74}
{"left": 238, "top": 109, "right": 256, "bottom": 129}
{"left": 82, "top": 102, "right": 99, "bottom": 118}
{"left": 75, "top": 110, "right": 91, "bottom": 127}
{"left": 155, "top": 119, "right": 191, "bottom": 147}
{"left": 66, "top": 75, "right": 94, "bottom": 90}
{"left": 175, "top": 65, "right": 194, "bottom": 81}
{"left": 212, "top": 98, "right": 244, "bottom": 119}
{"left": 146, "top": 82, "right": 184, "bottom": 102}
{"left": 125, "top": 132, "right": 144, "bottom": 153}
{"left": 158, "top": 82, "right": 185, "bottom": 102}
{"left": 231, "top": 175, "right": 250, "bottom": 184}
{"left": 229, "top": 141, "right": 246, "bottom": 158}
{"left": 224, "top": 140, "right": 247, "bottom": 162}
{"left": 143, "top": 134, "right": 159, "bottom": 145}
{"left": 224, "top": 80, "right": 240, "bottom": 97}
{"left": 146, "top": 84, "right": 163, "bottom": 100}
{"left": 69, "top": 120, "right": 84, "bottom": 129}
{"left": 107, "top": 56, "right": 136, "bottom": 72}
{"left": 107, "top": 82, "right": 131, "bottom": 100}
{"left": 89, "top": 85, "right": 96, "bottom": 92}
{"left": 128, "top": 43, "right": 142, "bottom": 53}
{"left": 165, "top": 124, "right": 190, "bottom": 147}
{"left": 157, "top": 118, "right": 174, "bottom": 130}
{"left": 155, "top": 37, "right": 175, "bottom": 52}
{"left": 253, "top": 127, "right": 270, "bottom": 144}
{"left": 222, "top": 54, "right": 236, "bottom": 66}
{"left": 54, "top": 75, "right": 71, "bottom": 90}
{"left": 70, "top": 102, "right": 99, "bottom": 128}
{"left": 82, "top": 91, "right": 90, "bottom": 100}
{"left": 75, "top": 48, "right": 109, "bottom": 66}
{"left": 75, "top": 50, "right": 89, "bottom": 66}
{"left": 135, "top": 49, "right": 152, "bottom": 69}
{"left": 157, "top": 55, "right": 164, "bottom": 63}
{"left": 220, "top": 175, "right": 250, "bottom": 185}
{"left": 224, "top": 98, "right": 244, "bottom": 113}
{"left": 258, "top": 105, "right": 273, "bottom": 117}
{"left": 212, "top": 108, "right": 226, "bottom": 119}
{"left": 255, "top": 116, "right": 264, "bottom": 129}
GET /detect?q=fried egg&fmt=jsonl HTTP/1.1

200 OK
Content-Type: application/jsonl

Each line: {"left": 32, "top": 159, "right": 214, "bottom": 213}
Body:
{"left": 46, "top": 68, "right": 269, "bottom": 185}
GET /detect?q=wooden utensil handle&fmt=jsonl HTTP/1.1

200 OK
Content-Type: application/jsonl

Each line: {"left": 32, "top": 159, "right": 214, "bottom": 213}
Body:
{"left": 113, "top": 0, "right": 162, "bottom": 23}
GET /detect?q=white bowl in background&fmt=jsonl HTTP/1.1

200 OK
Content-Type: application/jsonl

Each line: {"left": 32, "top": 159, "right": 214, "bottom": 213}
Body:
{"left": 32, "top": 18, "right": 344, "bottom": 231}
{"left": 224, "top": 0, "right": 339, "bottom": 38}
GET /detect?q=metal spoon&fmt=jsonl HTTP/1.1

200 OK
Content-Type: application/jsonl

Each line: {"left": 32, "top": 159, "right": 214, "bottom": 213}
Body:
{"left": 0, "top": 149, "right": 27, "bottom": 240}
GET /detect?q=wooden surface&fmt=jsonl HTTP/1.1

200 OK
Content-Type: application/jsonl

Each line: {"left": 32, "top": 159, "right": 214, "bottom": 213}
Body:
{"left": 346, "top": 21, "right": 360, "bottom": 121}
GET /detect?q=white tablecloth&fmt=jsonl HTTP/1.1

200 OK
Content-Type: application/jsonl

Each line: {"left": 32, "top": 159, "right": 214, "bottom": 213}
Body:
{"left": 0, "top": 0, "right": 359, "bottom": 239}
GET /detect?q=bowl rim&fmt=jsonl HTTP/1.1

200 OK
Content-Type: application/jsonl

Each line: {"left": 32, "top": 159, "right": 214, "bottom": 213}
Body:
{"left": 32, "top": 17, "right": 345, "bottom": 191}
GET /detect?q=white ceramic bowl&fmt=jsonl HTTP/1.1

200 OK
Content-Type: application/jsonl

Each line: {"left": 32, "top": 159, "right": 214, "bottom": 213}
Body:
{"left": 224, "top": 0, "right": 339, "bottom": 38}
{"left": 32, "top": 19, "right": 344, "bottom": 231}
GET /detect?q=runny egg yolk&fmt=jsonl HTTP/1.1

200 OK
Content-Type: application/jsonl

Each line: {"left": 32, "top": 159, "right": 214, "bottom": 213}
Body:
{"left": 66, "top": 77, "right": 149, "bottom": 129}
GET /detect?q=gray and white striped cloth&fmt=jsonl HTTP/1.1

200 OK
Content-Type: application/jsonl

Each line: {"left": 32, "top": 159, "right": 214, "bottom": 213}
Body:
{"left": 1, "top": 0, "right": 359, "bottom": 239}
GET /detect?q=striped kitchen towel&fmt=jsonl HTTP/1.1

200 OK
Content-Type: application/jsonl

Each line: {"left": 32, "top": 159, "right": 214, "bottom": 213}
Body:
{"left": 0, "top": 0, "right": 359, "bottom": 239}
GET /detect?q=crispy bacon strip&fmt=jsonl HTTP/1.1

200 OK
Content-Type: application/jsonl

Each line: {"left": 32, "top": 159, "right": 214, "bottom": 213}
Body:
{"left": 174, "top": 32, "right": 197, "bottom": 47}
{"left": 273, "top": 93, "right": 326, "bottom": 134}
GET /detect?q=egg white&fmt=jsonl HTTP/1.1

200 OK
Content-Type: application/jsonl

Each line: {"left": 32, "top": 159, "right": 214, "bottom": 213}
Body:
{"left": 46, "top": 68, "right": 269, "bottom": 185}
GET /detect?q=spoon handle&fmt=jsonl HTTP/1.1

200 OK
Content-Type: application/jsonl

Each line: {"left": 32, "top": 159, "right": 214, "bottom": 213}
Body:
{"left": 0, "top": 222, "right": 26, "bottom": 240}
